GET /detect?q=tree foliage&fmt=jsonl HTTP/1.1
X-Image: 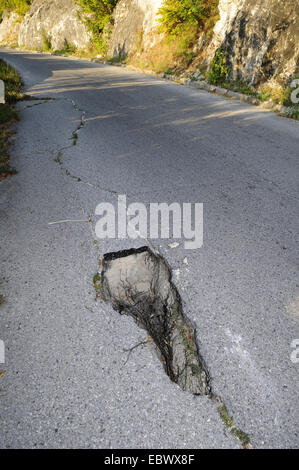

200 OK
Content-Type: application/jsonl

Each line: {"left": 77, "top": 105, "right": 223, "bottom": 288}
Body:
{"left": 0, "top": 0, "right": 31, "bottom": 19}
{"left": 158, "top": 0, "right": 218, "bottom": 35}
{"left": 75, "top": 0, "right": 119, "bottom": 52}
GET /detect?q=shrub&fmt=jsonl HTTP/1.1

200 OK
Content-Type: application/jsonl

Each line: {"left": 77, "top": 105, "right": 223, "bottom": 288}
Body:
{"left": 76, "top": 0, "right": 119, "bottom": 53}
{"left": 0, "top": 0, "right": 31, "bottom": 19}
{"left": 158, "top": 0, "right": 219, "bottom": 36}
{"left": 42, "top": 29, "right": 52, "bottom": 52}
{"left": 208, "top": 48, "right": 230, "bottom": 84}
{"left": 129, "top": 25, "right": 199, "bottom": 74}
{"left": 258, "top": 82, "right": 299, "bottom": 106}
{"left": 53, "top": 40, "right": 77, "bottom": 55}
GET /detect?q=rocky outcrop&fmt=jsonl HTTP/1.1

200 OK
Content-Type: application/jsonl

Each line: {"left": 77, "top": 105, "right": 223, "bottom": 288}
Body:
{"left": 18, "top": 0, "right": 91, "bottom": 51}
{"left": 0, "top": 11, "right": 22, "bottom": 46}
{"left": 108, "top": 0, "right": 163, "bottom": 57}
{"left": 109, "top": 0, "right": 298, "bottom": 87}
{"left": 208, "top": 0, "right": 299, "bottom": 86}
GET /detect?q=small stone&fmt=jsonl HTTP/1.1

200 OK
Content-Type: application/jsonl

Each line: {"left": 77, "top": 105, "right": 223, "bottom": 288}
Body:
{"left": 168, "top": 242, "right": 180, "bottom": 249}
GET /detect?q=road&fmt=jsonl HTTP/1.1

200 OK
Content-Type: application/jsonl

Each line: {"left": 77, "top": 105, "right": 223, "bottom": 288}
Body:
{"left": 0, "top": 49, "right": 298, "bottom": 449}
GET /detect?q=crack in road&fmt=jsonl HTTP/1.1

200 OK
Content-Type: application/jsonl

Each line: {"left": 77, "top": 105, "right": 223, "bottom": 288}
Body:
{"left": 99, "top": 246, "right": 251, "bottom": 447}
{"left": 51, "top": 101, "right": 158, "bottom": 252}
{"left": 44, "top": 94, "right": 251, "bottom": 448}
{"left": 53, "top": 106, "right": 118, "bottom": 196}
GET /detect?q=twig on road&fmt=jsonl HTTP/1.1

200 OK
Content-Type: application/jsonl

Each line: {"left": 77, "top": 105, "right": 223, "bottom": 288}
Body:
{"left": 48, "top": 219, "right": 90, "bottom": 225}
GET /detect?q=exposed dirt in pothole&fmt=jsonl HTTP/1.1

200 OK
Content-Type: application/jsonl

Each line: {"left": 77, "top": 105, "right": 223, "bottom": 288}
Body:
{"left": 100, "top": 246, "right": 210, "bottom": 395}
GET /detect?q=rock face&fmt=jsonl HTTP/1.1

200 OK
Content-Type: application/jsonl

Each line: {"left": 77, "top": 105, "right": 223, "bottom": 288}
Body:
{"left": 18, "top": 0, "right": 91, "bottom": 50}
{"left": 208, "top": 0, "right": 299, "bottom": 86}
{"left": 0, "top": 11, "right": 22, "bottom": 45}
{"left": 108, "top": 0, "right": 163, "bottom": 57}
{"left": 109, "top": 0, "right": 298, "bottom": 86}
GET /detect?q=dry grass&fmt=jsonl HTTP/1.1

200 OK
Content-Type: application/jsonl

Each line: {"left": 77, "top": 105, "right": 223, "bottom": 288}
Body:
{"left": 129, "top": 26, "right": 199, "bottom": 74}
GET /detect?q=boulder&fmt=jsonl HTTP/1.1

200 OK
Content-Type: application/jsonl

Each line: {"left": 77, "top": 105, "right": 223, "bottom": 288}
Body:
{"left": 108, "top": 0, "right": 163, "bottom": 57}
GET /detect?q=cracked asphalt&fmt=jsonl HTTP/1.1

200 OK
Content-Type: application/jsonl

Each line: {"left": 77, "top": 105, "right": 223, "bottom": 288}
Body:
{"left": 0, "top": 49, "right": 298, "bottom": 449}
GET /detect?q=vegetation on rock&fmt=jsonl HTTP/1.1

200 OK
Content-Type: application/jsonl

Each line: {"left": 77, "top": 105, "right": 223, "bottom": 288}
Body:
{"left": 128, "top": 0, "right": 219, "bottom": 75}
{"left": 158, "top": 0, "right": 219, "bottom": 36}
{"left": 0, "top": 0, "right": 31, "bottom": 19}
{"left": 75, "top": 0, "right": 119, "bottom": 53}
{"left": 207, "top": 48, "right": 230, "bottom": 84}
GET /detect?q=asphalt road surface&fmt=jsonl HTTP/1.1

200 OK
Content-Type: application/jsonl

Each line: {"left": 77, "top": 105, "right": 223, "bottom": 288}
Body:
{"left": 0, "top": 49, "right": 298, "bottom": 449}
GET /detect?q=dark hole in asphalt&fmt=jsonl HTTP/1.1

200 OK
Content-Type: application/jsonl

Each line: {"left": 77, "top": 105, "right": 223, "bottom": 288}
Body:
{"left": 100, "top": 246, "right": 210, "bottom": 395}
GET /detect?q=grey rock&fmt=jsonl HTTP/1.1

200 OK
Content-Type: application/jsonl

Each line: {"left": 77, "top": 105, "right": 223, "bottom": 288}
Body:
{"left": 246, "top": 96, "right": 259, "bottom": 105}
{"left": 226, "top": 90, "right": 243, "bottom": 99}
{"left": 189, "top": 81, "right": 203, "bottom": 90}
{"left": 208, "top": 0, "right": 299, "bottom": 87}
{"left": 108, "top": 0, "right": 163, "bottom": 58}
{"left": 193, "top": 72, "right": 205, "bottom": 80}
{"left": 214, "top": 86, "right": 228, "bottom": 95}
{"left": 262, "top": 100, "right": 275, "bottom": 109}
{"left": 18, "top": 0, "right": 91, "bottom": 51}
{"left": 0, "top": 11, "right": 22, "bottom": 46}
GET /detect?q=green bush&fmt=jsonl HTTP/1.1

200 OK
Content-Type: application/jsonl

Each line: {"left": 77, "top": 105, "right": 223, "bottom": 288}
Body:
{"left": 53, "top": 40, "right": 77, "bottom": 56}
{"left": 0, "top": 0, "right": 31, "bottom": 19}
{"left": 76, "top": 0, "right": 119, "bottom": 53}
{"left": 158, "top": 0, "right": 219, "bottom": 36}
{"left": 208, "top": 48, "right": 230, "bottom": 84}
{"left": 42, "top": 29, "right": 52, "bottom": 52}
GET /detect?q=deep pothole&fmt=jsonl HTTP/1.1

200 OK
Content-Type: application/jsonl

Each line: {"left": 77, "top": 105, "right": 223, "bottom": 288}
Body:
{"left": 100, "top": 246, "right": 210, "bottom": 395}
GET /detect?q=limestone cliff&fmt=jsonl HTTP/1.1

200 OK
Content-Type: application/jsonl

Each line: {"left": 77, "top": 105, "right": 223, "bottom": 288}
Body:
{"left": 209, "top": 0, "right": 299, "bottom": 86}
{"left": 108, "top": 0, "right": 163, "bottom": 57}
{"left": 109, "top": 0, "right": 298, "bottom": 87}
{"left": 18, "top": 0, "right": 91, "bottom": 50}
{"left": 0, "top": 11, "right": 22, "bottom": 45}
